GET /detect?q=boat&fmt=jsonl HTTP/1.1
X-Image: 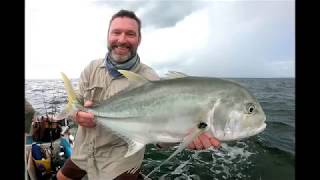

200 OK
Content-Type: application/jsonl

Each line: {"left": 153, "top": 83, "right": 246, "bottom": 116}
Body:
{"left": 25, "top": 114, "right": 75, "bottom": 180}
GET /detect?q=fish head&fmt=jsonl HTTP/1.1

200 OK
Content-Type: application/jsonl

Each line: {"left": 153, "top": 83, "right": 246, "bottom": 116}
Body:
{"left": 209, "top": 87, "right": 266, "bottom": 141}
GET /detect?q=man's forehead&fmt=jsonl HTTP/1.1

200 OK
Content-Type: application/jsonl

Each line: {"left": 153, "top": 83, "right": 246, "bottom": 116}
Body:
{"left": 109, "top": 17, "right": 139, "bottom": 31}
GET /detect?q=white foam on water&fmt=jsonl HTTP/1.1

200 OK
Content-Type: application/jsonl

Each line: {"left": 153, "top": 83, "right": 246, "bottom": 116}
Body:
{"left": 158, "top": 141, "right": 255, "bottom": 179}
{"left": 207, "top": 142, "right": 256, "bottom": 179}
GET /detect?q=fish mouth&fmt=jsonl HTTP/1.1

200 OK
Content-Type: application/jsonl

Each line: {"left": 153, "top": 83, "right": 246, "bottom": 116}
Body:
{"left": 217, "top": 123, "right": 267, "bottom": 141}
{"left": 254, "top": 123, "right": 267, "bottom": 135}
{"left": 237, "top": 123, "right": 267, "bottom": 140}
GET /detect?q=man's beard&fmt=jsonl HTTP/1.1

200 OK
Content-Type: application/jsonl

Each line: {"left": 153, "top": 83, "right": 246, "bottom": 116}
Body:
{"left": 108, "top": 44, "right": 137, "bottom": 63}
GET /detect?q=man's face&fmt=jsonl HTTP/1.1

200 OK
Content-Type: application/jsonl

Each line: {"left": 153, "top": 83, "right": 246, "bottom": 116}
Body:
{"left": 108, "top": 17, "right": 141, "bottom": 63}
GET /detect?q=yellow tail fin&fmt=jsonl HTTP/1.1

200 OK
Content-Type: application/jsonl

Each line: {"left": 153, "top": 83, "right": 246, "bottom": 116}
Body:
{"left": 61, "top": 72, "right": 77, "bottom": 112}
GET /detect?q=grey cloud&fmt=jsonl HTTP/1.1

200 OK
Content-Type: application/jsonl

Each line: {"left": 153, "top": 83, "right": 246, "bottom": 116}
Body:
{"left": 94, "top": 0, "right": 206, "bottom": 28}
{"left": 138, "top": 1, "right": 206, "bottom": 28}
{"left": 94, "top": 0, "right": 142, "bottom": 11}
{"left": 152, "top": 1, "right": 294, "bottom": 78}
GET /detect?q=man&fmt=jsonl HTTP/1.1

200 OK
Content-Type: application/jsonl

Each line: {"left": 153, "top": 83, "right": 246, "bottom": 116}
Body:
{"left": 57, "top": 9, "right": 220, "bottom": 180}
{"left": 25, "top": 99, "right": 35, "bottom": 134}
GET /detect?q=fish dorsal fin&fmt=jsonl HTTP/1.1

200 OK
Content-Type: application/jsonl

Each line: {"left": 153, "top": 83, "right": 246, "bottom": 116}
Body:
{"left": 145, "top": 122, "right": 208, "bottom": 178}
{"left": 118, "top": 70, "right": 149, "bottom": 88}
{"left": 164, "top": 71, "right": 189, "bottom": 79}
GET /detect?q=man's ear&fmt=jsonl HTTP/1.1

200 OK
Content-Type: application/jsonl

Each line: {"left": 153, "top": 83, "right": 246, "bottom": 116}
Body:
{"left": 138, "top": 35, "right": 142, "bottom": 45}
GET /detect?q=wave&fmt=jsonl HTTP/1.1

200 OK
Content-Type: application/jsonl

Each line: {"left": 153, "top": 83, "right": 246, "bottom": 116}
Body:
{"left": 266, "top": 120, "right": 295, "bottom": 128}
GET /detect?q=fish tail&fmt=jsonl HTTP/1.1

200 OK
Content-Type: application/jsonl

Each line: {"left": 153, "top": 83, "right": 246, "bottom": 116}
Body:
{"left": 60, "top": 72, "right": 79, "bottom": 114}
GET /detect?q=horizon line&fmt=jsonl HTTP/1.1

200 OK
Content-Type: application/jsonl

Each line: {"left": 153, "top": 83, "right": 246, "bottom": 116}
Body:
{"left": 25, "top": 76, "right": 295, "bottom": 80}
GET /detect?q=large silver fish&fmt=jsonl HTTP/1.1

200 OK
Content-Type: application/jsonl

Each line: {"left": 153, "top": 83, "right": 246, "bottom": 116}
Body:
{"left": 61, "top": 70, "right": 266, "bottom": 178}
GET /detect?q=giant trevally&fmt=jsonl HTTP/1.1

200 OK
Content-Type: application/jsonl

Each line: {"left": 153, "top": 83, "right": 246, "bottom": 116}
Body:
{"left": 60, "top": 70, "right": 266, "bottom": 178}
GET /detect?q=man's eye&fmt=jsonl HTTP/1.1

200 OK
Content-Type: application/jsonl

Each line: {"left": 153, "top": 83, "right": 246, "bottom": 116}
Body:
{"left": 112, "top": 31, "right": 121, "bottom": 35}
{"left": 127, "top": 32, "right": 136, "bottom": 37}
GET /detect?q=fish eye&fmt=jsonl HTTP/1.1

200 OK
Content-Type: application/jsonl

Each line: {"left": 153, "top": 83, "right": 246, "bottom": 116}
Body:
{"left": 246, "top": 103, "right": 255, "bottom": 114}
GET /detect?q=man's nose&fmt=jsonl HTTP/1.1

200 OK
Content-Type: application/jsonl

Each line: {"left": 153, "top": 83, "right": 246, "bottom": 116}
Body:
{"left": 117, "top": 33, "right": 127, "bottom": 43}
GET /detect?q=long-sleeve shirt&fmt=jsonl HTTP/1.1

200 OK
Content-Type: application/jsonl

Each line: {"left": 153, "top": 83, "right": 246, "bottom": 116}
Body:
{"left": 71, "top": 58, "right": 159, "bottom": 179}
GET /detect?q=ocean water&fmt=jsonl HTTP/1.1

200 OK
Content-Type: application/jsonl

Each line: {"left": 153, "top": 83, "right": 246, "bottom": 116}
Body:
{"left": 25, "top": 78, "right": 295, "bottom": 180}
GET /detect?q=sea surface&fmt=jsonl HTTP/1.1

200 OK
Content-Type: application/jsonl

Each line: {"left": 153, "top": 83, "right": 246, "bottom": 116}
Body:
{"left": 25, "top": 78, "right": 295, "bottom": 180}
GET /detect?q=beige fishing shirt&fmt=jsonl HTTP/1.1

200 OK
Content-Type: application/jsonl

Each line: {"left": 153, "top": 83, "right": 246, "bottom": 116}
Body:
{"left": 71, "top": 58, "right": 159, "bottom": 180}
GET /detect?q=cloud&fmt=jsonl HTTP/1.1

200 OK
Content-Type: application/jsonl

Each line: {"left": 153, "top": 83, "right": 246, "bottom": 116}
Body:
{"left": 26, "top": 0, "right": 112, "bottom": 79}
{"left": 139, "top": 7, "right": 209, "bottom": 66}
{"left": 94, "top": 0, "right": 206, "bottom": 28}
{"left": 25, "top": 0, "right": 294, "bottom": 79}
{"left": 140, "top": 1, "right": 295, "bottom": 78}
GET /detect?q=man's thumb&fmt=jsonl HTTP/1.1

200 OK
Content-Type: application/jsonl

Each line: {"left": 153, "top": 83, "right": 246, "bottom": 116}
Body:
{"left": 84, "top": 100, "right": 93, "bottom": 108}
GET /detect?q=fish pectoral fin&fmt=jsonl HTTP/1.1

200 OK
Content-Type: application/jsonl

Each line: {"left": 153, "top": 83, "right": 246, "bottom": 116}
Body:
{"left": 145, "top": 122, "right": 207, "bottom": 178}
{"left": 124, "top": 139, "right": 145, "bottom": 158}
{"left": 179, "top": 122, "right": 208, "bottom": 149}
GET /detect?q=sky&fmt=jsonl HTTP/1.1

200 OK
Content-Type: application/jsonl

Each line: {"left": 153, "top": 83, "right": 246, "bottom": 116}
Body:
{"left": 25, "top": 0, "right": 295, "bottom": 79}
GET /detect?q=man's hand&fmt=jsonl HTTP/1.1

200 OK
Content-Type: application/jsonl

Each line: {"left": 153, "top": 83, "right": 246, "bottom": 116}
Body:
{"left": 188, "top": 132, "right": 220, "bottom": 150}
{"left": 74, "top": 100, "right": 96, "bottom": 128}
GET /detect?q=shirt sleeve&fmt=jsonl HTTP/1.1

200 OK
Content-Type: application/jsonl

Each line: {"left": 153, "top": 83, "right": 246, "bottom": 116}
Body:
{"left": 77, "top": 61, "right": 94, "bottom": 105}
{"left": 140, "top": 64, "right": 160, "bottom": 81}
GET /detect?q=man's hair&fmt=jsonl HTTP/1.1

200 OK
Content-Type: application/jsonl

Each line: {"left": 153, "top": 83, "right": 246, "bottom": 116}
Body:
{"left": 108, "top": 9, "right": 141, "bottom": 37}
